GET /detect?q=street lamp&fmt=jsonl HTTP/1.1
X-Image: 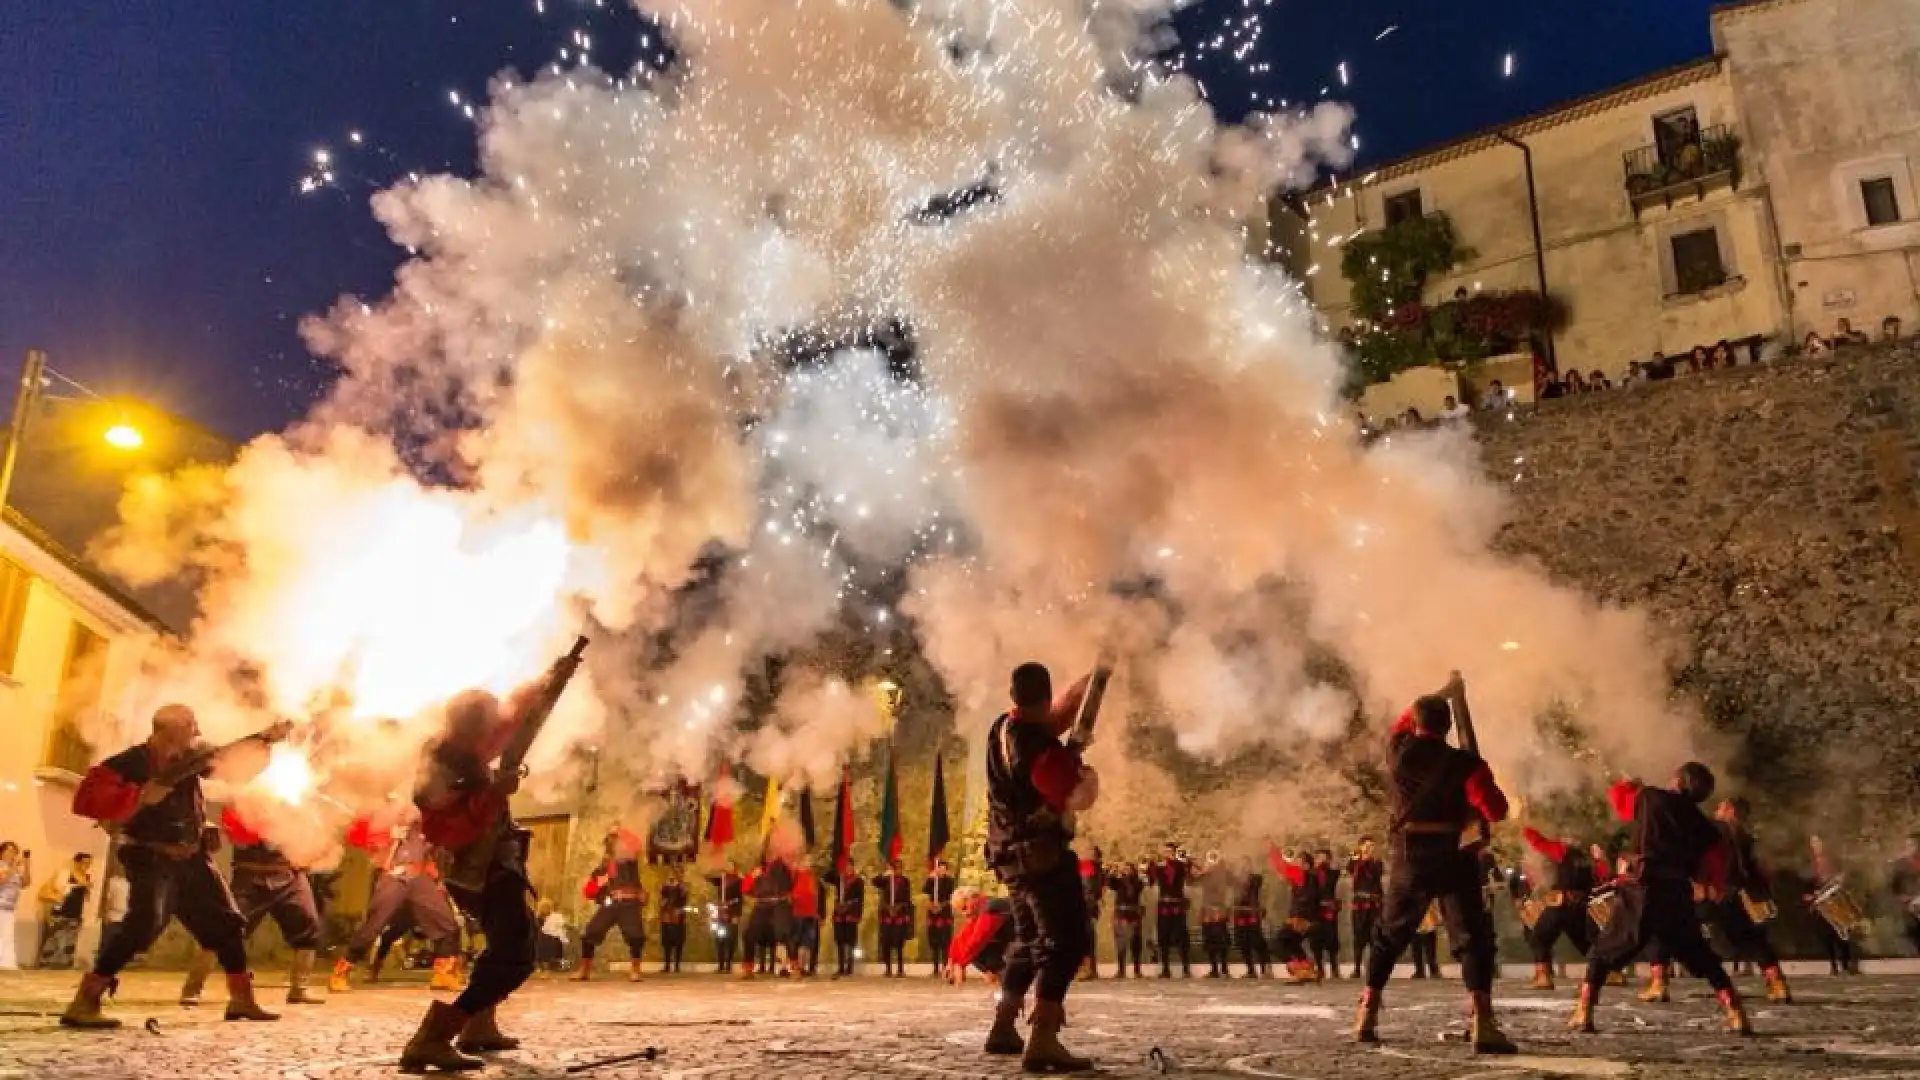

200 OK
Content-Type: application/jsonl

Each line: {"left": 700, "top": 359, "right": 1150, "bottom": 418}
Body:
{"left": 0, "top": 348, "right": 144, "bottom": 516}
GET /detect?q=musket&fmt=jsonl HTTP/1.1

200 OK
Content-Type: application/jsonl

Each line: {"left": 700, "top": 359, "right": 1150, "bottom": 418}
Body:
{"left": 1066, "top": 650, "right": 1117, "bottom": 752}
{"left": 443, "top": 637, "right": 589, "bottom": 892}
{"left": 1443, "top": 671, "right": 1492, "bottom": 849}
{"left": 150, "top": 720, "right": 295, "bottom": 789}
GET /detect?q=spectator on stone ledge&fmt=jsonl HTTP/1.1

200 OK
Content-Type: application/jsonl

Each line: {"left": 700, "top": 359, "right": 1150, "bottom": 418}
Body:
{"left": 1564, "top": 370, "right": 1588, "bottom": 394}
{"left": 1479, "top": 380, "right": 1512, "bottom": 410}
{"left": 1645, "top": 351, "right": 1675, "bottom": 381}
{"left": 1803, "top": 330, "right": 1833, "bottom": 357}
{"left": 1438, "top": 395, "right": 1470, "bottom": 421}
{"left": 1709, "top": 340, "right": 1734, "bottom": 368}
{"left": 1835, "top": 318, "right": 1870, "bottom": 346}
{"left": 1621, "top": 362, "right": 1645, "bottom": 386}
{"left": 1685, "top": 345, "right": 1710, "bottom": 373}
{"left": 1538, "top": 376, "right": 1565, "bottom": 400}
{"left": 1400, "top": 407, "right": 1424, "bottom": 427}
{"left": 1883, "top": 316, "right": 1903, "bottom": 343}
{"left": 1587, "top": 369, "right": 1612, "bottom": 391}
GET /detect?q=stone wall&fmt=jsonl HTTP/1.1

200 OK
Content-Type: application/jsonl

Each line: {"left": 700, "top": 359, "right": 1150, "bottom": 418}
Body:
{"left": 1480, "top": 342, "right": 1920, "bottom": 863}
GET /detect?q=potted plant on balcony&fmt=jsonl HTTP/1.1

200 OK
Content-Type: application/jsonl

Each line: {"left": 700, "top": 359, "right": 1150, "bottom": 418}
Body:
{"left": 1702, "top": 130, "right": 1741, "bottom": 175}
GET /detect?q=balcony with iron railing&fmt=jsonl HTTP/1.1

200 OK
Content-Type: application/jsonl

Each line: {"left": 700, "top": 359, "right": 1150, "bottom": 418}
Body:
{"left": 1623, "top": 124, "right": 1742, "bottom": 217}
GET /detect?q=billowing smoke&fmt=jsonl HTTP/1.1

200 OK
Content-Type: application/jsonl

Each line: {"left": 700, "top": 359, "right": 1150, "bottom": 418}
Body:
{"left": 95, "top": 0, "right": 1698, "bottom": 856}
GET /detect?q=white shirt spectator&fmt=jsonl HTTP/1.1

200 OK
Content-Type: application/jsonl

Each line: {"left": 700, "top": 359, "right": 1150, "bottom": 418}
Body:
{"left": 541, "top": 911, "right": 569, "bottom": 939}
{"left": 1438, "top": 395, "right": 1471, "bottom": 421}
{"left": 1478, "top": 383, "right": 1513, "bottom": 410}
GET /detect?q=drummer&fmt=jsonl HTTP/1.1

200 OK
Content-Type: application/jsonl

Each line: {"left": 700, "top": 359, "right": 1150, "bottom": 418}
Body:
{"left": 1805, "top": 835, "right": 1858, "bottom": 976}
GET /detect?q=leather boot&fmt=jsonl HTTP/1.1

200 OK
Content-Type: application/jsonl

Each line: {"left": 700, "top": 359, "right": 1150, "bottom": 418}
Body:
{"left": 400, "top": 1001, "right": 484, "bottom": 1074}
{"left": 1285, "top": 959, "right": 1321, "bottom": 985}
{"left": 1719, "top": 987, "right": 1754, "bottom": 1036}
{"left": 1637, "top": 964, "right": 1670, "bottom": 1002}
{"left": 60, "top": 973, "right": 122, "bottom": 1030}
{"left": 456, "top": 1005, "right": 522, "bottom": 1053}
{"left": 284, "top": 950, "right": 323, "bottom": 1004}
{"left": 1763, "top": 965, "right": 1793, "bottom": 1004}
{"left": 328, "top": 957, "right": 354, "bottom": 994}
{"left": 179, "top": 951, "right": 214, "bottom": 1006}
{"left": 1528, "top": 962, "right": 1554, "bottom": 991}
{"left": 572, "top": 958, "right": 594, "bottom": 981}
{"left": 1567, "top": 983, "right": 1598, "bottom": 1033}
{"left": 984, "top": 995, "right": 1025, "bottom": 1056}
{"left": 1469, "top": 992, "right": 1517, "bottom": 1055}
{"left": 1353, "top": 988, "right": 1381, "bottom": 1044}
{"left": 224, "top": 973, "right": 281, "bottom": 1022}
{"left": 1021, "top": 999, "right": 1093, "bottom": 1074}
{"left": 429, "top": 956, "right": 463, "bottom": 992}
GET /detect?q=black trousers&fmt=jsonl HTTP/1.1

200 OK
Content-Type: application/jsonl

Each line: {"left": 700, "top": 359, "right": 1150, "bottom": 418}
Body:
{"left": 715, "top": 918, "right": 738, "bottom": 971}
{"left": 348, "top": 873, "right": 460, "bottom": 960}
{"left": 449, "top": 871, "right": 534, "bottom": 1015}
{"left": 1234, "top": 920, "right": 1268, "bottom": 974}
{"left": 1113, "top": 916, "right": 1143, "bottom": 973}
{"left": 233, "top": 865, "right": 323, "bottom": 950}
{"left": 1000, "top": 858, "right": 1090, "bottom": 1005}
{"left": 1201, "top": 921, "right": 1231, "bottom": 973}
{"left": 1311, "top": 917, "right": 1340, "bottom": 971}
{"left": 1813, "top": 914, "right": 1854, "bottom": 972}
{"left": 1275, "top": 919, "right": 1312, "bottom": 964}
{"left": 1156, "top": 906, "right": 1191, "bottom": 975}
{"left": 660, "top": 922, "right": 686, "bottom": 971}
{"left": 746, "top": 902, "right": 793, "bottom": 965}
{"left": 95, "top": 847, "right": 247, "bottom": 977}
{"left": 1706, "top": 897, "right": 1780, "bottom": 969}
{"left": 1585, "top": 879, "right": 1730, "bottom": 994}
{"left": 1529, "top": 901, "right": 1593, "bottom": 963}
{"left": 926, "top": 924, "right": 952, "bottom": 971}
{"left": 1350, "top": 905, "right": 1379, "bottom": 972}
{"left": 1410, "top": 931, "right": 1439, "bottom": 975}
{"left": 1904, "top": 913, "right": 1920, "bottom": 957}
{"left": 879, "top": 918, "right": 911, "bottom": 972}
{"left": 1365, "top": 842, "right": 1496, "bottom": 994}
{"left": 580, "top": 900, "right": 646, "bottom": 961}
{"left": 832, "top": 919, "right": 859, "bottom": 974}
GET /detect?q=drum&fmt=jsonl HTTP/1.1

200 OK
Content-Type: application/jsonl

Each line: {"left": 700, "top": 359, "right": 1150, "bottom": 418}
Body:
{"left": 1518, "top": 897, "right": 1547, "bottom": 931}
{"left": 1587, "top": 885, "right": 1621, "bottom": 932}
{"left": 1738, "top": 889, "right": 1777, "bottom": 925}
{"left": 1417, "top": 901, "right": 1441, "bottom": 934}
{"left": 1813, "top": 880, "right": 1867, "bottom": 941}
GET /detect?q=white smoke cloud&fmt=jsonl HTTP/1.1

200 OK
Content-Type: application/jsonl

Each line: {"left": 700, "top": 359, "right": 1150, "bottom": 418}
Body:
{"left": 96, "top": 0, "right": 1697, "bottom": 858}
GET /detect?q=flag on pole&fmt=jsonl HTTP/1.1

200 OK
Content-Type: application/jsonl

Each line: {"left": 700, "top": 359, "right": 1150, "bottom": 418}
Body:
{"left": 927, "top": 752, "right": 951, "bottom": 868}
{"left": 798, "top": 780, "right": 814, "bottom": 849}
{"left": 704, "top": 764, "right": 736, "bottom": 852}
{"left": 830, "top": 768, "right": 855, "bottom": 876}
{"left": 759, "top": 775, "right": 783, "bottom": 839}
{"left": 878, "top": 750, "right": 903, "bottom": 863}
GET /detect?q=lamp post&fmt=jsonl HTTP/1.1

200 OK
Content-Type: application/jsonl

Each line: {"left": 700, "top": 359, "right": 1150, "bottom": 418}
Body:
{"left": 0, "top": 348, "right": 144, "bottom": 518}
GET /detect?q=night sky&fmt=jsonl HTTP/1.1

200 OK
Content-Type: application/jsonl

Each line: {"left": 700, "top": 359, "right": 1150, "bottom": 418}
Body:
{"left": 0, "top": 0, "right": 1718, "bottom": 441}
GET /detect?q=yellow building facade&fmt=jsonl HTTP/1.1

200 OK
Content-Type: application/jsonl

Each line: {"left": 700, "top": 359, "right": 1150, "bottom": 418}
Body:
{"left": 0, "top": 511, "right": 162, "bottom": 965}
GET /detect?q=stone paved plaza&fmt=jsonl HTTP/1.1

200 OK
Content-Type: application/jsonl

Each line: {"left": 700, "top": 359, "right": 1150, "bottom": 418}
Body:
{"left": 4, "top": 967, "right": 1920, "bottom": 1080}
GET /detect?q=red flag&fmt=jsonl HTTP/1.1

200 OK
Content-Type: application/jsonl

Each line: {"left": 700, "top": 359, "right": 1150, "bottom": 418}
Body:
{"left": 704, "top": 764, "right": 736, "bottom": 852}
{"left": 830, "top": 767, "right": 856, "bottom": 876}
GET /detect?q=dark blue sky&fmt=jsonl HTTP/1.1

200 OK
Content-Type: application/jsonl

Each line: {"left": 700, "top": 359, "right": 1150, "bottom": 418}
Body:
{"left": 1, "top": 1, "right": 1717, "bottom": 440}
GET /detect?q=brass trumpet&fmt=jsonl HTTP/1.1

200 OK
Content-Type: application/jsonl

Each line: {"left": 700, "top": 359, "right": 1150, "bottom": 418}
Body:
{"left": 1204, "top": 849, "right": 1221, "bottom": 867}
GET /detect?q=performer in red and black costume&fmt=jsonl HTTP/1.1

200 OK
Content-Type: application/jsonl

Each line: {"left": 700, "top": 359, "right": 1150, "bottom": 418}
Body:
{"left": 1520, "top": 824, "right": 1595, "bottom": 990}
{"left": 790, "top": 858, "right": 821, "bottom": 978}
{"left": 704, "top": 863, "right": 745, "bottom": 973}
{"left": 1347, "top": 838, "right": 1384, "bottom": 979}
{"left": 1268, "top": 846, "right": 1323, "bottom": 984}
{"left": 1108, "top": 860, "right": 1146, "bottom": 978}
{"left": 1806, "top": 835, "right": 1857, "bottom": 976}
{"left": 1566, "top": 765, "right": 1752, "bottom": 1037}
{"left": 400, "top": 690, "right": 544, "bottom": 1072}
{"left": 1700, "top": 797, "right": 1792, "bottom": 1004}
{"left": 575, "top": 827, "right": 647, "bottom": 982}
{"left": 822, "top": 860, "right": 864, "bottom": 978}
{"left": 1309, "top": 849, "right": 1342, "bottom": 979}
{"left": 873, "top": 859, "right": 916, "bottom": 978}
{"left": 1196, "top": 854, "right": 1232, "bottom": 977}
{"left": 1353, "top": 693, "right": 1516, "bottom": 1055}
{"left": 1231, "top": 856, "right": 1270, "bottom": 979}
{"left": 742, "top": 846, "right": 796, "bottom": 979}
{"left": 923, "top": 857, "right": 957, "bottom": 979}
{"left": 1149, "top": 843, "right": 1193, "bottom": 978}
{"left": 332, "top": 808, "right": 464, "bottom": 994}
{"left": 981, "top": 661, "right": 1097, "bottom": 1072}
{"left": 61, "top": 706, "right": 288, "bottom": 1029}
{"left": 657, "top": 865, "right": 689, "bottom": 974}
{"left": 179, "top": 804, "right": 326, "bottom": 1010}
{"left": 1077, "top": 848, "right": 1103, "bottom": 980}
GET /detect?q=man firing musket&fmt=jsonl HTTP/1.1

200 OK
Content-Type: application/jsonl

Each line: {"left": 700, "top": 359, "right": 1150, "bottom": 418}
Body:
{"left": 398, "top": 637, "right": 588, "bottom": 1074}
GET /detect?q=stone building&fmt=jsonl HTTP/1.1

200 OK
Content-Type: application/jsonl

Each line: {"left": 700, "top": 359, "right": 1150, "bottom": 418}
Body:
{"left": 1270, "top": 0, "right": 1920, "bottom": 384}
{"left": 1713, "top": 0, "right": 1920, "bottom": 343}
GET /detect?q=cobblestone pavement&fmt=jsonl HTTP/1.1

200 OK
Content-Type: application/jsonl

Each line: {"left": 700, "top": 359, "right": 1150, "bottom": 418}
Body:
{"left": 4, "top": 968, "right": 1920, "bottom": 1080}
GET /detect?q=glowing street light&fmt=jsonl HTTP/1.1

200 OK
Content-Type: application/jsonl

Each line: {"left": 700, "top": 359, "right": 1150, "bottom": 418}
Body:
{"left": 103, "top": 423, "right": 144, "bottom": 450}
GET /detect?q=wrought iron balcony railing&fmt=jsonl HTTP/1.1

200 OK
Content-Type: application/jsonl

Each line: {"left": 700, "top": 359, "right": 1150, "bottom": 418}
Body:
{"left": 1623, "top": 124, "right": 1741, "bottom": 216}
